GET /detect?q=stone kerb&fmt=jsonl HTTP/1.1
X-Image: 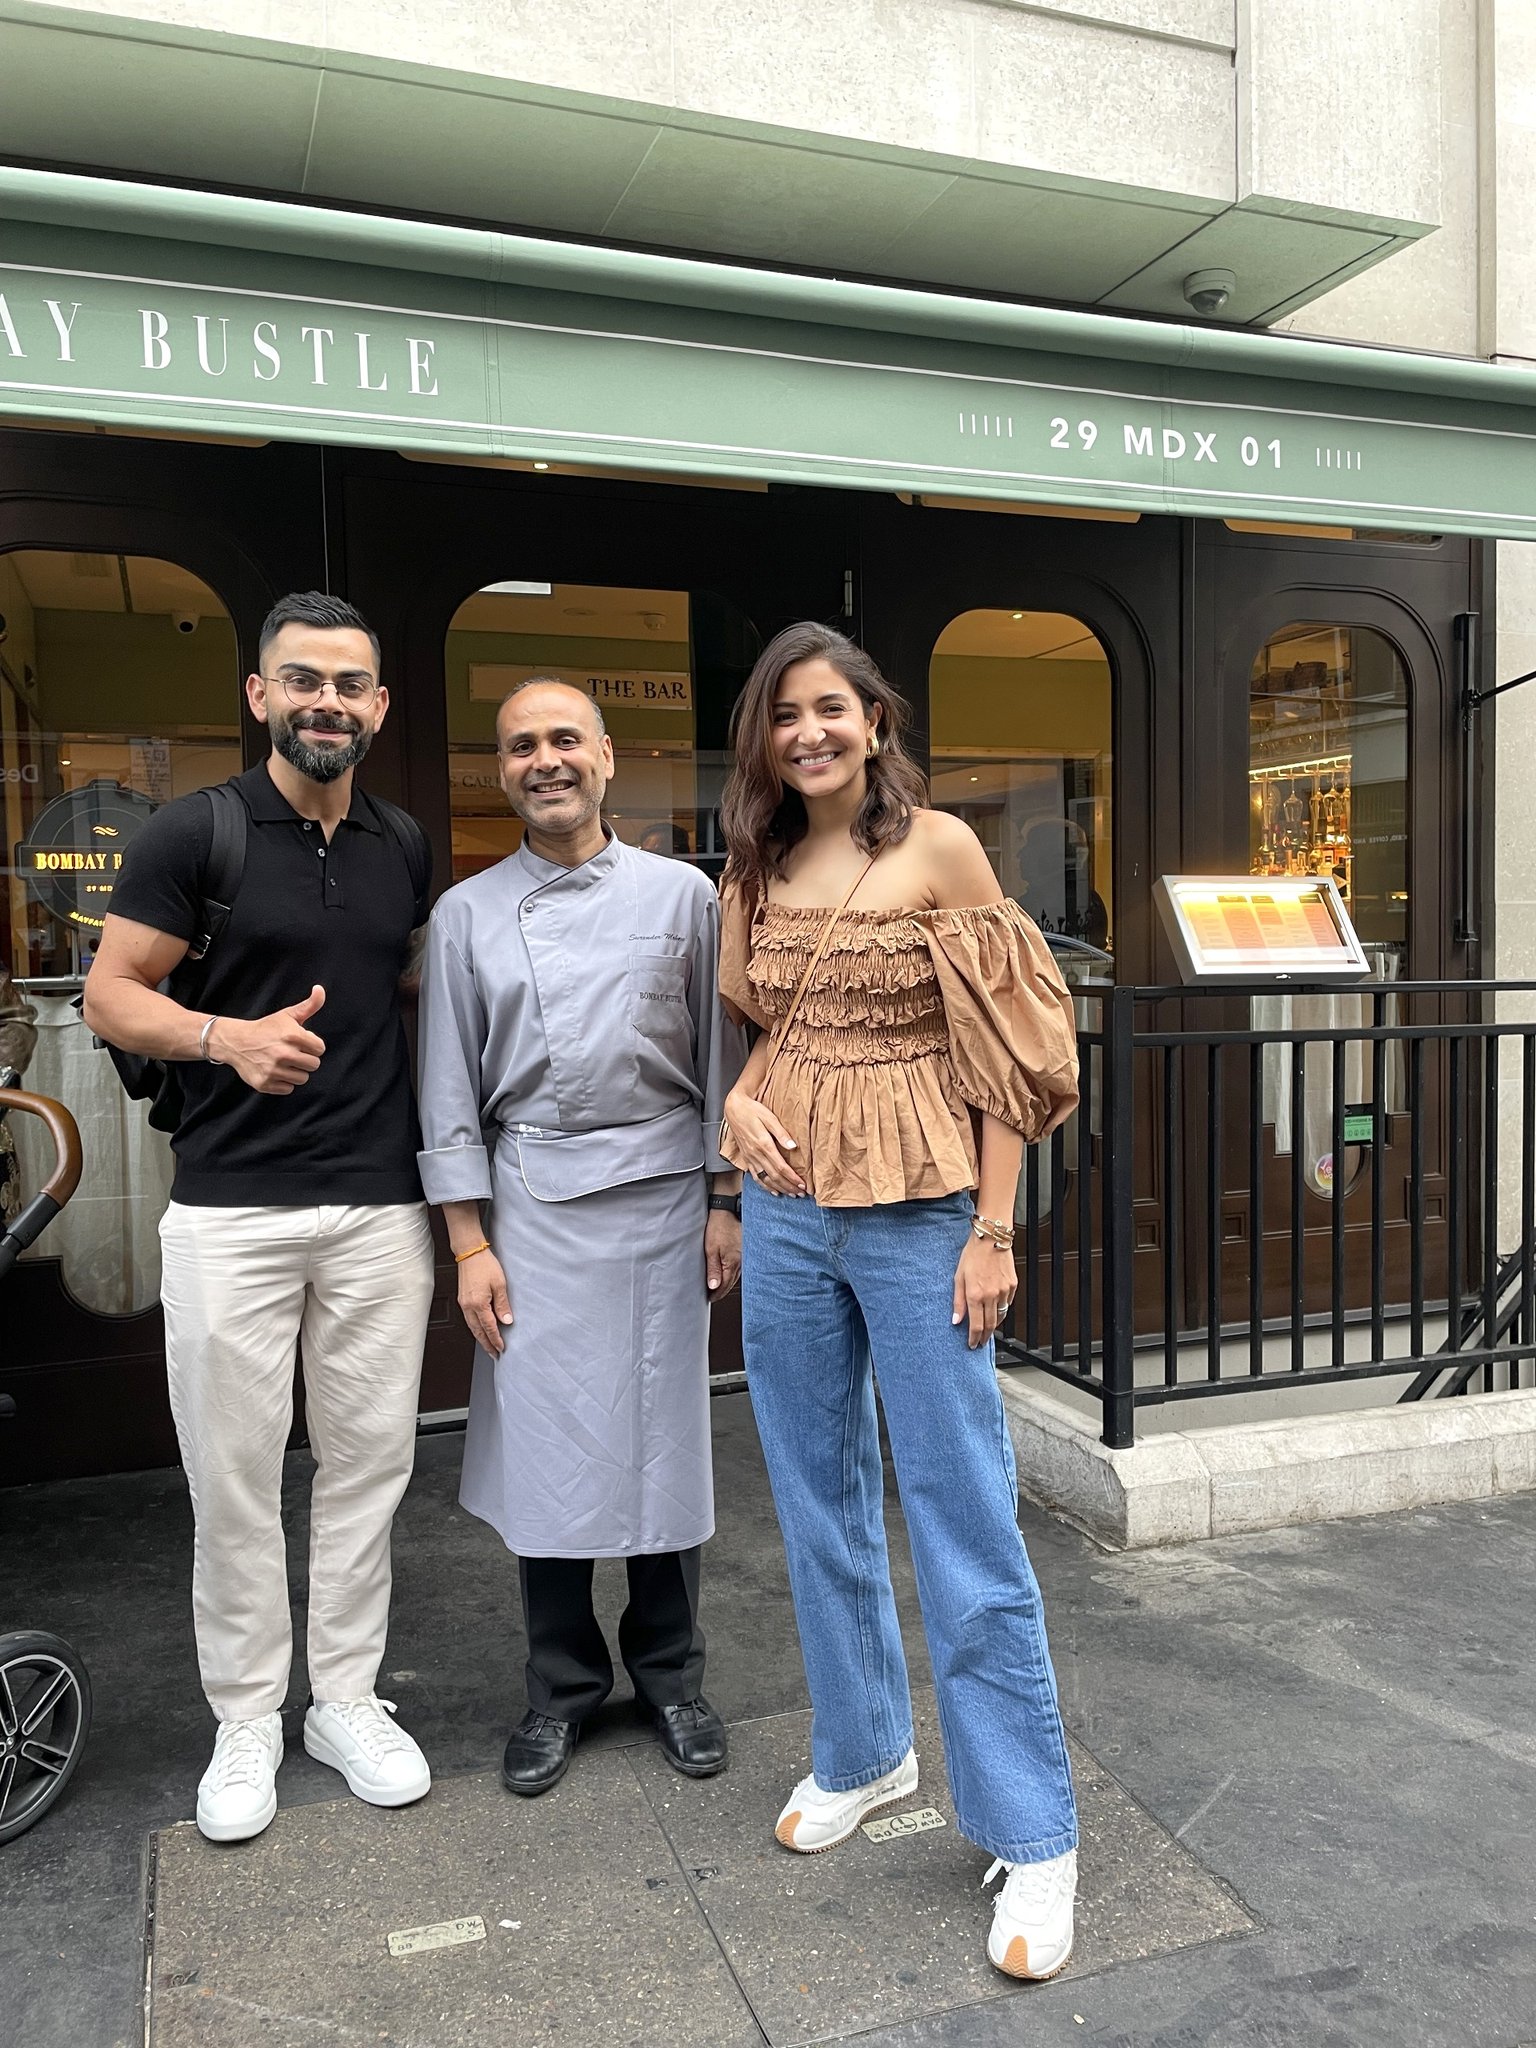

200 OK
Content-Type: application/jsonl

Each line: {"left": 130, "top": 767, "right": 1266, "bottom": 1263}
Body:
{"left": 998, "top": 1375, "right": 1536, "bottom": 1550}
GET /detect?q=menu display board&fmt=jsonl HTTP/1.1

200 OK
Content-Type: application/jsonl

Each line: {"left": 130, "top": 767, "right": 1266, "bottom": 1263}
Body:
{"left": 1152, "top": 875, "right": 1371, "bottom": 984}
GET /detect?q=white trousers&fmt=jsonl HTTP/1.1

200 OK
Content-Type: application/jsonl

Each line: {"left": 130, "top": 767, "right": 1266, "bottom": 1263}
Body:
{"left": 159, "top": 1201, "right": 435, "bottom": 1721}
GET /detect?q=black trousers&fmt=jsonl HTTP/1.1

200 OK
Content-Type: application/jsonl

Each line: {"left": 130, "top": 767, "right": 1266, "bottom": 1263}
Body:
{"left": 517, "top": 1547, "right": 705, "bottom": 1722}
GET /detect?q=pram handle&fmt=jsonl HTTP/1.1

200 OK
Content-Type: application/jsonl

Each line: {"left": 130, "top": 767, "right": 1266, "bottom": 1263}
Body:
{"left": 0, "top": 1087, "right": 83, "bottom": 1280}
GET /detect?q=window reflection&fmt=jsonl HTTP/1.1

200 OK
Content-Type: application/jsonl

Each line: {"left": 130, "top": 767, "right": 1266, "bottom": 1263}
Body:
{"left": 0, "top": 549, "right": 238, "bottom": 1313}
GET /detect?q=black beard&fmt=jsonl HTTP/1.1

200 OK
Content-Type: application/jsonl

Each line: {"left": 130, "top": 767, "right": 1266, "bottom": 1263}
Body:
{"left": 272, "top": 712, "right": 373, "bottom": 785}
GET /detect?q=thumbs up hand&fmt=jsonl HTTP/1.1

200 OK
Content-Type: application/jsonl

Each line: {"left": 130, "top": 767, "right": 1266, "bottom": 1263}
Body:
{"left": 288, "top": 984, "right": 326, "bottom": 1026}
{"left": 204, "top": 984, "right": 329, "bottom": 1094}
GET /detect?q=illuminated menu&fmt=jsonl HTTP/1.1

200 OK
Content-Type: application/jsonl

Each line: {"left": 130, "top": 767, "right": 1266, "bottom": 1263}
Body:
{"left": 1153, "top": 875, "right": 1369, "bottom": 983}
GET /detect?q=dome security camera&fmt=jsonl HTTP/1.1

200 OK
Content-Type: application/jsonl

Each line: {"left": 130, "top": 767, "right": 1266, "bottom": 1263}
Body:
{"left": 1183, "top": 269, "right": 1235, "bottom": 317}
{"left": 171, "top": 610, "right": 200, "bottom": 635}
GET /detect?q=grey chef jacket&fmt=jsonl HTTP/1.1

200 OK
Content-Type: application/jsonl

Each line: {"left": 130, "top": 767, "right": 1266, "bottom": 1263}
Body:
{"left": 415, "top": 829, "right": 745, "bottom": 1557}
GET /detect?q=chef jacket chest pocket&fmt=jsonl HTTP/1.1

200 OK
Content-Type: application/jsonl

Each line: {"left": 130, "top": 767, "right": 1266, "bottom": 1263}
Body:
{"left": 629, "top": 949, "right": 691, "bottom": 1048}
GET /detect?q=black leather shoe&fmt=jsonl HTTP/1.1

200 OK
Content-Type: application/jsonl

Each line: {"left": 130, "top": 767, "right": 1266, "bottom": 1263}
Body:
{"left": 501, "top": 1710, "right": 579, "bottom": 1796}
{"left": 647, "top": 1696, "right": 728, "bottom": 1777}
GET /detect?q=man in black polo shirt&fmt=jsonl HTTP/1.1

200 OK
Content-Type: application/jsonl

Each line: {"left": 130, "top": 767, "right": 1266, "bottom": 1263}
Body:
{"left": 84, "top": 592, "right": 435, "bottom": 1843}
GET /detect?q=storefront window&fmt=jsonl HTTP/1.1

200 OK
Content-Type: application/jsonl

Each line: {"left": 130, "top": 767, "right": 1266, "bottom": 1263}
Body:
{"left": 0, "top": 549, "right": 239, "bottom": 1311}
{"left": 1248, "top": 622, "right": 1409, "bottom": 963}
{"left": 929, "top": 609, "right": 1114, "bottom": 964}
{"left": 443, "top": 581, "right": 758, "bottom": 883}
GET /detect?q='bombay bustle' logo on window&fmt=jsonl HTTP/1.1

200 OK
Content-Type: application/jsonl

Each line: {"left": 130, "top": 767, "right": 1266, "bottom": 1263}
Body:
{"left": 16, "top": 780, "right": 159, "bottom": 932}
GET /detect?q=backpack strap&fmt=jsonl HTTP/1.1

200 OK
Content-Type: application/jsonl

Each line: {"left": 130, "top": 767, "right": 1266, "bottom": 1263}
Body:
{"left": 186, "top": 781, "right": 248, "bottom": 962}
{"left": 368, "top": 795, "right": 431, "bottom": 921}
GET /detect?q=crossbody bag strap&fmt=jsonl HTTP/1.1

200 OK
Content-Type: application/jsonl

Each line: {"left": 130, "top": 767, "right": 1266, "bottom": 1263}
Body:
{"left": 756, "top": 849, "right": 879, "bottom": 1096}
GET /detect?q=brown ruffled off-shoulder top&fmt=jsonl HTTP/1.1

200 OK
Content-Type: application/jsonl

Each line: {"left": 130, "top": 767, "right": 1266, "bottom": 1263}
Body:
{"left": 719, "top": 887, "right": 1080, "bottom": 1208}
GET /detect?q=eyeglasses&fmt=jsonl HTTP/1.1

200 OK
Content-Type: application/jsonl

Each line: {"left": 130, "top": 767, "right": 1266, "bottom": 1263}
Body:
{"left": 265, "top": 669, "right": 379, "bottom": 706}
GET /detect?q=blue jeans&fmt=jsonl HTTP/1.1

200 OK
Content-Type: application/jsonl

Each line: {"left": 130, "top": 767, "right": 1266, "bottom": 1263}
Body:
{"left": 742, "top": 1180, "right": 1078, "bottom": 1864}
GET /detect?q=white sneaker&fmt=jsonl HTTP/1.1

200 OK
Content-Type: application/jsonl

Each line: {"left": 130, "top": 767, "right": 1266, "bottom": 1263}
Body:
{"left": 303, "top": 1696, "right": 431, "bottom": 1807}
{"left": 774, "top": 1749, "right": 919, "bottom": 1853}
{"left": 196, "top": 1713, "right": 284, "bottom": 1843}
{"left": 983, "top": 1848, "right": 1077, "bottom": 1980}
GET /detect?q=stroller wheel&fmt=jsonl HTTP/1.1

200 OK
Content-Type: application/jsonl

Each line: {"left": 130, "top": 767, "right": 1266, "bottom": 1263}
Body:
{"left": 0, "top": 1631, "right": 92, "bottom": 1844}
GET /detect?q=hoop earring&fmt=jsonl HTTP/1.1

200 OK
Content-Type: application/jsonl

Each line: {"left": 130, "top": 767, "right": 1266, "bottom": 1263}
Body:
{"left": 866, "top": 732, "right": 880, "bottom": 759}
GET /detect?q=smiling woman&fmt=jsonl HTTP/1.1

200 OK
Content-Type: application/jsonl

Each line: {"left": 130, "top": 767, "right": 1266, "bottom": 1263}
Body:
{"left": 717, "top": 619, "right": 927, "bottom": 898}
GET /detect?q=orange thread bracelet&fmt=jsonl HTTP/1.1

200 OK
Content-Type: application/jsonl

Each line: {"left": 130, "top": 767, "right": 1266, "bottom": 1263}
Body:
{"left": 453, "top": 1240, "right": 491, "bottom": 1263}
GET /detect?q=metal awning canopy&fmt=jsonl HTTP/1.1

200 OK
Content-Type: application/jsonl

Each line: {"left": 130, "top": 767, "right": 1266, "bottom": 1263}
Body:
{"left": 3, "top": 170, "right": 1535, "bottom": 540}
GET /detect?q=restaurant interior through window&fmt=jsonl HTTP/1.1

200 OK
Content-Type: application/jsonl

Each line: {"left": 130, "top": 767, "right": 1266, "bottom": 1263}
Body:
{"left": 0, "top": 548, "right": 239, "bottom": 1310}
{"left": 928, "top": 606, "right": 1113, "bottom": 978}
{"left": 442, "top": 579, "right": 760, "bottom": 881}
{"left": 1248, "top": 621, "right": 1409, "bottom": 971}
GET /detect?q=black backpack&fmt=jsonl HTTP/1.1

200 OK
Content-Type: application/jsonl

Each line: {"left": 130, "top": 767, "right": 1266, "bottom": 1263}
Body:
{"left": 96, "top": 780, "right": 429, "bottom": 1134}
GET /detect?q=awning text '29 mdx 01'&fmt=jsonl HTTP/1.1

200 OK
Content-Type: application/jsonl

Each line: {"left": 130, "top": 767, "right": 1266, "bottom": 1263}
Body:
{"left": 3, "top": 170, "right": 1536, "bottom": 538}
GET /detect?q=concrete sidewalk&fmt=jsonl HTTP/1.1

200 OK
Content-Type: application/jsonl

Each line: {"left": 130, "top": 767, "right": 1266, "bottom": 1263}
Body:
{"left": 5, "top": 1389, "right": 1536, "bottom": 2046}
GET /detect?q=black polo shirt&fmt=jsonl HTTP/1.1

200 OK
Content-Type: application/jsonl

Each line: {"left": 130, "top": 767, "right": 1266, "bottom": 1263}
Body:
{"left": 109, "top": 762, "right": 430, "bottom": 1207}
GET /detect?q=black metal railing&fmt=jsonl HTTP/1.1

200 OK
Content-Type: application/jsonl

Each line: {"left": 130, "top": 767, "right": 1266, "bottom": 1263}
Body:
{"left": 999, "top": 979, "right": 1536, "bottom": 1448}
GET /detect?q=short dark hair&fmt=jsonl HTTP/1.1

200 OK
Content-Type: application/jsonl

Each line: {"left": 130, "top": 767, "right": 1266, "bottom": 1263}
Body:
{"left": 497, "top": 675, "right": 606, "bottom": 737}
{"left": 258, "top": 592, "right": 381, "bottom": 670}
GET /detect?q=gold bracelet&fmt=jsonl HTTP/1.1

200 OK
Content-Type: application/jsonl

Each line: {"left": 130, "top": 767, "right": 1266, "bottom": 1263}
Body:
{"left": 453, "top": 1240, "right": 491, "bottom": 1263}
{"left": 971, "top": 1217, "right": 1015, "bottom": 1249}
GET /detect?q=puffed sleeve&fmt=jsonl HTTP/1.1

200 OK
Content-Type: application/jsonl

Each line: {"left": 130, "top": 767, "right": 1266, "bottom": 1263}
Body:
{"left": 923, "top": 901, "right": 1080, "bottom": 1140}
{"left": 718, "top": 877, "right": 771, "bottom": 1030}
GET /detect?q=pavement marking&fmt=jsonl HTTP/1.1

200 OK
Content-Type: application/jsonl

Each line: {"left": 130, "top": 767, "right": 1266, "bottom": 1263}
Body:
{"left": 1173, "top": 1772, "right": 1238, "bottom": 1840}
{"left": 386, "top": 1917, "right": 487, "bottom": 1958}
{"left": 862, "top": 1806, "right": 948, "bottom": 1842}
{"left": 1220, "top": 1621, "right": 1536, "bottom": 1773}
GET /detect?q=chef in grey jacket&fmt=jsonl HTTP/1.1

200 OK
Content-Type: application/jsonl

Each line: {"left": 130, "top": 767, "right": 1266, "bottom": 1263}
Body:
{"left": 417, "top": 677, "right": 746, "bottom": 1796}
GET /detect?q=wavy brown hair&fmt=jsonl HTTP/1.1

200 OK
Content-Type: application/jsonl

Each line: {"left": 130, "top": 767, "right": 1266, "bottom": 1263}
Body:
{"left": 719, "top": 622, "right": 928, "bottom": 895}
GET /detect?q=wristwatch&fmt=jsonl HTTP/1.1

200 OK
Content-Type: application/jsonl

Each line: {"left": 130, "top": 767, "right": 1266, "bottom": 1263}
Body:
{"left": 708, "top": 1193, "right": 742, "bottom": 1220}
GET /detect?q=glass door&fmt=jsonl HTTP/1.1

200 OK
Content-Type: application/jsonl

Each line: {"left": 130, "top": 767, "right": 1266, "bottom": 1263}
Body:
{"left": 1199, "top": 513, "right": 1465, "bottom": 1345}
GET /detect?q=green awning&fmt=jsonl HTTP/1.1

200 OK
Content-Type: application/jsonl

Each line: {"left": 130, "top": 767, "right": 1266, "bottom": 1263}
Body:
{"left": 3, "top": 168, "right": 1535, "bottom": 539}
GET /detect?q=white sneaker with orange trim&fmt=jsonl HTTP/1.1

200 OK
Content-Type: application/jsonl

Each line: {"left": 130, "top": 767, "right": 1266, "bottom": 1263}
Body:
{"left": 983, "top": 1848, "right": 1077, "bottom": 1980}
{"left": 773, "top": 1749, "right": 919, "bottom": 1853}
